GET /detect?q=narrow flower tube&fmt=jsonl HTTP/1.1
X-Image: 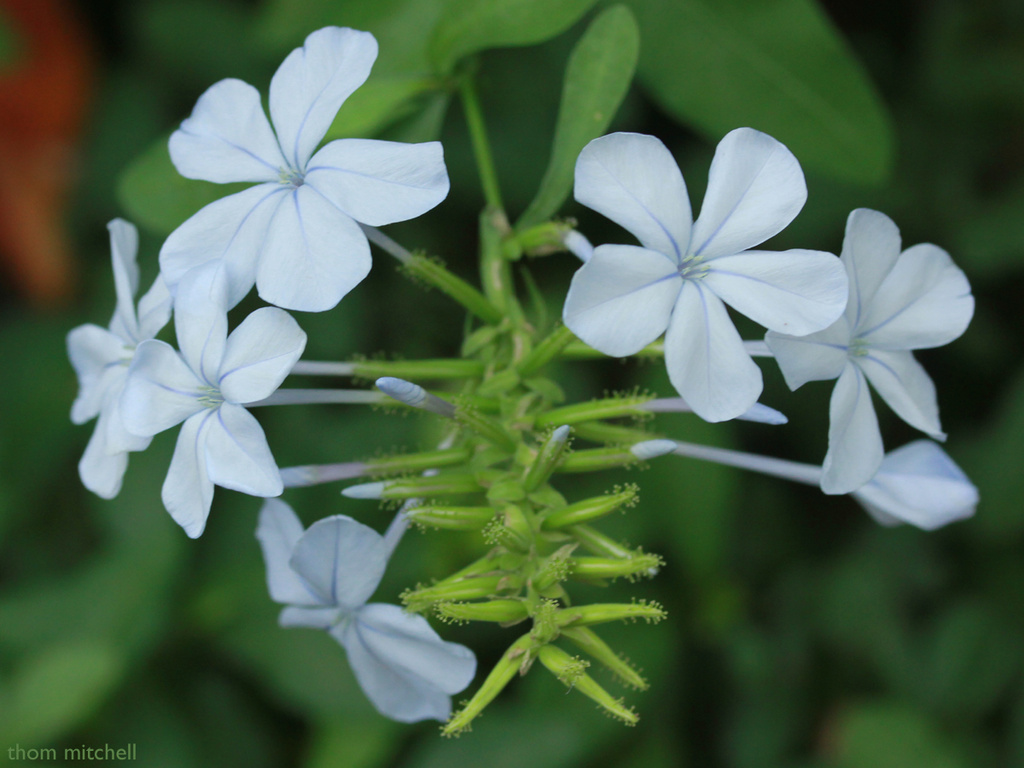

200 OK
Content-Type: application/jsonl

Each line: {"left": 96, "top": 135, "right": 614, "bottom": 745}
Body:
{"left": 406, "top": 505, "right": 496, "bottom": 531}
{"left": 535, "top": 393, "right": 655, "bottom": 428}
{"left": 436, "top": 599, "right": 529, "bottom": 624}
{"left": 403, "top": 253, "right": 504, "bottom": 324}
{"left": 561, "top": 626, "right": 648, "bottom": 690}
{"left": 443, "top": 634, "right": 534, "bottom": 736}
{"left": 556, "top": 601, "right": 667, "bottom": 628}
{"left": 365, "top": 446, "right": 473, "bottom": 476}
{"left": 280, "top": 461, "right": 368, "bottom": 487}
{"left": 523, "top": 425, "right": 571, "bottom": 491}
{"left": 570, "top": 524, "right": 640, "bottom": 560}
{"left": 402, "top": 574, "right": 506, "bottom": 611}
{"left": 570, "top": 554, "right": 663, "bottom": 581}
{"left": 517, "top": 324, "right": 577, "bottom": 377}
{"left": 250, "top": 388, "right": 385, "bottom": 406}
{"left": 376, "top": 377, "right": 457, "bottom": 417}
{"left": 537, "top": 644, "right": 638, "bottom": 725}
{"left": 540, "top": 487, "right": 639, "bottom": 529}
{"left": 343, "top": 472, "right": 483, "bottom": 501}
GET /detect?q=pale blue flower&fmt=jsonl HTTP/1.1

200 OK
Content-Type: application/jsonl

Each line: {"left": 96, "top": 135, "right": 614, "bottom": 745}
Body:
{"left": 766, "top": 209, "right": 974, "bottom": 493}
{"left": 67, "top": 219, "right": 172, "bottom": 498}
{"left": 160, "top": 26, "right": 450, "bottom": 312}
{"left": 563, "top": 130, "right": 847, "bottom": 422}
{"left": 852, "top": 440, "right": 977, "bottom": 530}
{"left": 120, "top": 262, "right": 306, "bottom": 537}
{"left": 256, "top": 498, "right": 476, "bottom": 722}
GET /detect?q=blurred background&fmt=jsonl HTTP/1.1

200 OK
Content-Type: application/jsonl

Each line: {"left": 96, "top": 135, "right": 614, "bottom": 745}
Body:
{"left": 1, "top": 0, "right": 1022, "bottom": 765}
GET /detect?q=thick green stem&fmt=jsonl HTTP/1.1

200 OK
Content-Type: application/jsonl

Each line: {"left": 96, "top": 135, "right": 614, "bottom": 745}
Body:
{"left": 459, "top": 77, "right": 505, "bottom": 214}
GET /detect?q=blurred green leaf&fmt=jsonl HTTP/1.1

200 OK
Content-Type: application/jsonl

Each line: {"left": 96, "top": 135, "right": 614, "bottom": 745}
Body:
{"left": 516, "top": 5, "right": 640, "bottom": 229}
{"left": 304, "top": 718, "right": 400, "bottom": 768}
{"left": 0, "top": 6, "right": 21, "bottom": 68}
{"left": 325, "top": 75, "right": 442, "bottom": 140}
{"left": 131, "top": 0, "right": 269, "bottom": 89}
{"left": 623, "top": 0, "right": 894, "bottom": 185}
{"left": 255, "top": 0, "right": 446, "bottom": 76}
{"left": 0, "top": 642, "right": 123, "bottom": 745}
{"left": 959, "top": 366, "right": 1024, "bottom": 538}
{"left": 429, "top": 0, "right": 599, "bottom": 74}
{"left": 923, "top": 599, "right": 1019, "bottom": 720}
{"left": 832, "top": 700, "right": 967, "bottom": 768}
{"left": 117, "top": 136, "right": 247, "bottom": 236}
{"left": 955, "top": 181, "right": 1024, "bottom": 278}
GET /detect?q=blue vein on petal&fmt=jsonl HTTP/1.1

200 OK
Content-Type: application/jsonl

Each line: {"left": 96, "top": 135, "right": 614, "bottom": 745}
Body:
{"left": 177, "top": 126, "right": 281, "bottom": 175}
{"left": 218, "top": 347, "right": 300, "bottom": 397}
{"left": 214, "top": 406, "right": 275, "bottom": 494}
{"left": 590, "top": 155, "right": 684, "bottom": 263}
{"left": 573, "top": 269, "right": 680, "bottom": 314}
{"left": 204, "top": 185, "right": 289, "bottom": 266}
{"left": 305, "top": 161, "right": 438, "bottom": 192}
{"left": 287, "top": 52, "right": 338, "bottom": 170}
{"left": 692, "top": 146, "right": 777, "bottom": 258}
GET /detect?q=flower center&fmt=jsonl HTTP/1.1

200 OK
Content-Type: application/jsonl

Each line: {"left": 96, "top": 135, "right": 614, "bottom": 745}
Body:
{"left": 677, "top": 254, "right": 709, "bottom": 281}
{"left": 278, "top": 167, "right": 305, "bottom": 188}
{"left": 197, "top": 385, "right": 225, "bottom": 409}
{"left": 848, "top": 338, "right": 871, "bottom": 357}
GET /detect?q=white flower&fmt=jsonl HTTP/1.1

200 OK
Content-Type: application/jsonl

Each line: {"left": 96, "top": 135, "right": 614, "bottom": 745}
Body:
{"left": 120, "top": 262, "right": 306, "bottom": 537}
{"left": 852, "top": 440, "right": 978, "bottom": 530}
{"left": 256, "top": 498, "right": 476, "bottom": 722}
{"left": 563, "top": 130, "right": 847, "bottom": 422}
{"left": 160, "top": 26, "right": 450, "bottom": 312}
{"left": 67, "top": 219, "right": 172, "bottom": 498}
{"left": 766, "top": 209, "right": 974, "bottom": 493}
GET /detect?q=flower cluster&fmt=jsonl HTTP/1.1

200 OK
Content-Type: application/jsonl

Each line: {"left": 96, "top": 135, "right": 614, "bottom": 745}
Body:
{"left": 68, "top": 23, "right": 977, "bottom": 731}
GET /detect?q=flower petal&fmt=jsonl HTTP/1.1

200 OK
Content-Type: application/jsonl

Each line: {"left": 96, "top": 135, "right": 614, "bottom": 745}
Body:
{"left": 838, "top": 208, "right": 902, "bottom": 328}
{"left": 67, "top": 324, "right": 129, "bottom": 424}
{"left": 120, "top": 340, "right": 203, "bottom": 437}
{"left": 218, "top": 308, "right": 306, "bottom": 403}
{"left": 562, "top": 244, "right": 680, "bottom": 356}
{"left": 852, "top": 440, "right": 977, "bottom": 530}
{"left": 289, "top": 515, "right": 388, "bottom": 610}
{"left": 107, "top": 219, "right": 141, "bottom": 341}
{"left": 821, "top": 364, "right": 883, "bottom": 494}
{"left": 664, "top": 280, "right": 762, "bottom": 422}
{"left": 574, "top": 133, "right": 691, "bottom": 261}
{"left": 857, "top": 349, "right": 943, "bottom": 439}
{"left": 858, "top": 243, "right": 974, "bottom": 350}
{"left": 203, "top": 403, "right": 282, "bottom": 498}
{"left": 173, "top": 261, "right": 231, "bottom": 383}
{"left": 704, "top": 248, "right": 847, "bottom": 335}
{"left": 279, "top": 605, "right": 343, "bottom": 629}
{"left": 305, "top": 139, "right": 449, "bottom": 226}
{"left": 78, "top": 408, "right": 130, "bottom": 499}
{"left": 270, "top": 27, "right": 378, "bottom": 170}
{"left": 169, "top": 78, "right": 285, "bottom": 183}
{"left": 334, "top": 603, "right": 476, "bottom": 722}
{"left": 160, "top": 184, "right": 289, "bottom": 308}
{"left": 256, "top": 498, "right": 323, "bottom": 605}
{"left": 765, "top": 322, "right": 850, "bottom": 390}
{"left": 162, "top": 411, "right": 216, "bottom": 538}
{"left": 690, "top": 128, "right": 806, "bottom": 260}
{"left": 255, "top": 185, "right": 371, "bottom": 311}
{"left": 135, "top": 276, "right": 173, "bottom": 341}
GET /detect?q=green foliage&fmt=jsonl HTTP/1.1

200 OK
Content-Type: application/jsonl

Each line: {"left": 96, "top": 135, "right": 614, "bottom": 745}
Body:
{"left": 623, "top": 0, "right": 895, "bottom": 185}
{"left": 516, "top": 5, "right": 640, "bottom": 230}
{"left": 429, "top": 0, "right": 600, "bottom": 74}
{"left": 117, "top": 137, "right": 248, "bottom": 236}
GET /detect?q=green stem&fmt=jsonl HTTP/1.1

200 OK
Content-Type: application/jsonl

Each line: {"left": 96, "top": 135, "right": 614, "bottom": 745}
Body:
{"left": 459, "top": 76, "right": 504, "bottom": 214}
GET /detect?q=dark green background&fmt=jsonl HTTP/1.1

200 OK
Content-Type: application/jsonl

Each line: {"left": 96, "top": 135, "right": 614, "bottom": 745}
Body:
{"left": 2, "top": 0, "right": 1022, "bottom": 765}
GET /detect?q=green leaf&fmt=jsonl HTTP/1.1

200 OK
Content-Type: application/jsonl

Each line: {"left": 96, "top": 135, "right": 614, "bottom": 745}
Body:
{"left": 624, "top": 0, "right": 894, "bottom": 185}
{"left": 429, "top": 0, "right": 600, "bottom": 74}
{"left": 116, "top": 136, "right": 248, "bottom": 235}
{"left": 833, "top": 701, "right": 968, "bottom": 768}
{"left": 255, "top": 0, "right": 447, "bottom": 76}
{"left": 516, "top": 5, "right": 640, "bottom": 229}
{"left": 0, "top": 643, "right": 124, "bottom": 745}
{"left": 324, "top": 75, "right": 442, "bottom": 140}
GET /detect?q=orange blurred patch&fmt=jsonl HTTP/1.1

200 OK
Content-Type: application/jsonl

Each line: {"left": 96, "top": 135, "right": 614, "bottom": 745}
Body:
{"left": 0, "top": 0, "right": 93, "bottom": 305}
